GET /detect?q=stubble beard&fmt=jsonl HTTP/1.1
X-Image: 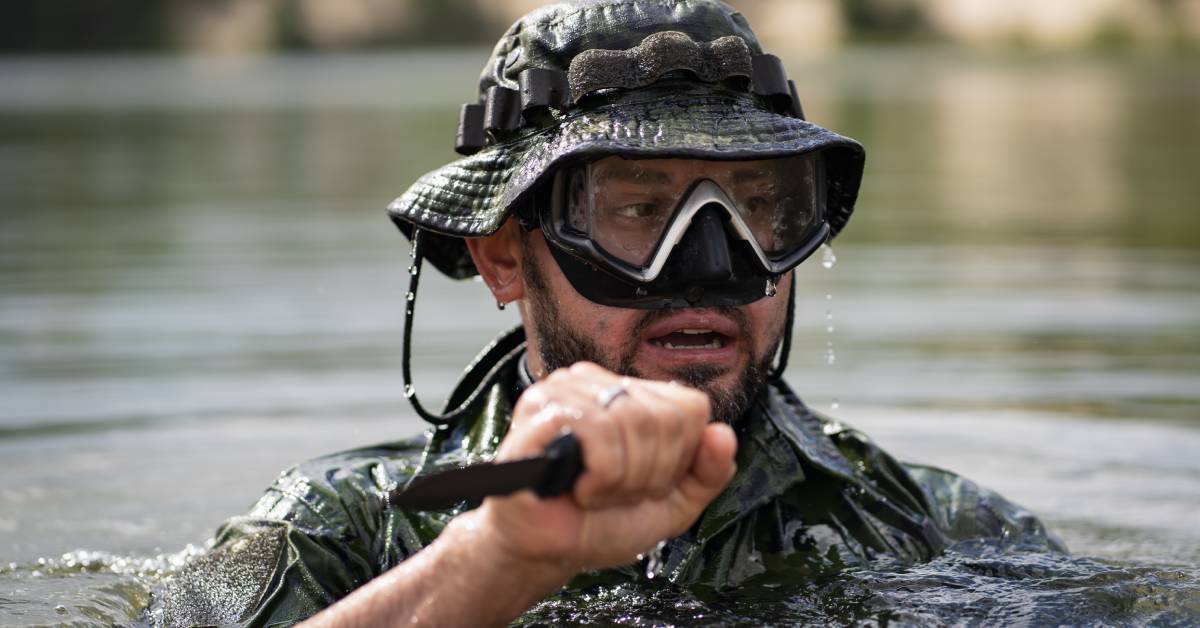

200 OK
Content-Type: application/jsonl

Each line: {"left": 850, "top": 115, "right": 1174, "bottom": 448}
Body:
{"left": 521, "top": 241, "right": 780, "bottom": 424}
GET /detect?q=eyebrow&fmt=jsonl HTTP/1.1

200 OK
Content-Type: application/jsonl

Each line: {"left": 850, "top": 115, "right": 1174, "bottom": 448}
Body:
{"left": 728, "top": 167, "right": 773, "bottom": 185}
{"left": 593, "top": 163, "right": 673, "bottom": 186}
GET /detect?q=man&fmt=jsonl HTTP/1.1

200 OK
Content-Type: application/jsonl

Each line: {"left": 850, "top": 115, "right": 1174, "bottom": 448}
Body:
{"left": 149, "top": 1, "right": 1062, "bottom": 625}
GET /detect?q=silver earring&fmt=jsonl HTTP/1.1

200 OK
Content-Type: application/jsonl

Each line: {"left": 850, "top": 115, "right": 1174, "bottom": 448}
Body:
{"left": 496, "top": 300, "right": 507, "bottom": 311}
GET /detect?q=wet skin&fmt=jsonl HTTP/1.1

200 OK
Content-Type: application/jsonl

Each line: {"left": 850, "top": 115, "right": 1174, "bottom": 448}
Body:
{"left": 496, "top": 156, "right": 795, "bottom": 409}
{"left": 304, "top": 160, "right": 792, "bottom": 627}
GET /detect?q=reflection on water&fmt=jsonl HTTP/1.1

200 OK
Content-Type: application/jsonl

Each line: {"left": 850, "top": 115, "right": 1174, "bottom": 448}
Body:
{"left": 0, "top": 48, "right": 1197, "bottom": 624}
{"left": 5, "top": 541, "right": 1197, "bottom": 626}
{"left": 524, "top": 542, "right": 1200, "bottom": 626}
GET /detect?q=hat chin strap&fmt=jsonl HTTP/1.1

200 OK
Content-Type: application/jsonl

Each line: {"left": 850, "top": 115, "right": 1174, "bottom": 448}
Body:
{"left": 768, "top": 272, "right": 795, "bottom": 381}
{"left": 402, "top": 229, "right": 526, "bottom": 426}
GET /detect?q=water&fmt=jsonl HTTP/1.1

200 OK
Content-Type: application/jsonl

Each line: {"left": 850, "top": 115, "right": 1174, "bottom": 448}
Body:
{"left": 1, "top": 48, "right": 1198, "bottom": 624}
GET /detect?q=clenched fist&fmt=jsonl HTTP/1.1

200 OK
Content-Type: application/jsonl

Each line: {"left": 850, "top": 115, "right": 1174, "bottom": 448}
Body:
{"left": 474, "top": 361, "right": 738, "bottom": 574}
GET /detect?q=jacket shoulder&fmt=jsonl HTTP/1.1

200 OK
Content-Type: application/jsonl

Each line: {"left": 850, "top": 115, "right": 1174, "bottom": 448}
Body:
{"left": 149, "top": 435, "right": 436, "bottom": 627}
{"left": 903, "top": 462, "right": 1067, "bottom": 552}
{"left": 247, "top": 435, "right": 429, "bottom": 533}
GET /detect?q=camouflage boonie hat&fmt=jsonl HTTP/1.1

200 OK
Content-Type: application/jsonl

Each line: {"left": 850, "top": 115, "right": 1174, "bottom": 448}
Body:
{"left": 387, "top": 0, "right": 866, "bottom": 279}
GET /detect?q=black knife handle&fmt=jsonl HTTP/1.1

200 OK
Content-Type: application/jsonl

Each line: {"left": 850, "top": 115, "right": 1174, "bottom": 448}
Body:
{"left": 533, "top": 431, "right": 584, "bottom": 498}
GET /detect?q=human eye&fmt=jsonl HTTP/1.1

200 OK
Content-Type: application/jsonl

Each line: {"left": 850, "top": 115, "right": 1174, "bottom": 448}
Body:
{"left": 613, "top": 201, "right": 662, "bottom": 219}
{"left": 742, "top": 195, "right": 774, "bottom": 215}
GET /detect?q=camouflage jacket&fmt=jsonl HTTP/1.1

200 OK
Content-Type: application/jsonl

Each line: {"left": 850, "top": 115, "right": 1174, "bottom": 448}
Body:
{"left": 148, "top": 332, "right": 1063, "bottom": 626}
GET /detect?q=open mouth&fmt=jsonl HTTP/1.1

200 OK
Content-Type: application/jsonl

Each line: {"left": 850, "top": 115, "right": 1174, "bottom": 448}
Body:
{"left": 648, "top": 328, "right": 729, "bottom": 350}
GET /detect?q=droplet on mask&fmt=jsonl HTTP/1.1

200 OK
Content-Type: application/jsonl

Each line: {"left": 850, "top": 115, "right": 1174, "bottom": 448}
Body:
{"left": 821, "top": 244, "right": 837, "bottom": 269}
{"left": 764, "top": 277, "right": 778, "bottom": 297}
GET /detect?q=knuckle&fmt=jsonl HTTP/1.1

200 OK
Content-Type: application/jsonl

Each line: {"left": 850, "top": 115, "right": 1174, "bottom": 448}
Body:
{"left": 513, "top": 387, "right": 545, "bottom": 415}
{"left": 684, "top": 389, "right": 711, "bottom": 418}
{"left": 623, "top": 406, "right": 658, "bottom": 440}
{"left": 664, "top": 408, "right": 686, "bottom": 437}
{"left": 648, "top": 481, "right": 673, "bottom": 500}
{"left": 593, "top": 463, "right": 623, "bottom": 489}
{"left": 568, "top": 361, "right": 601, "bottom": 376}
{"left": 546, "top": 368, "right": 572, "bottom": 384}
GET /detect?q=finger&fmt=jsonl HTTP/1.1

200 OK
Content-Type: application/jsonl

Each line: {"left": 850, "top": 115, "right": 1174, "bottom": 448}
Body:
{"left": 572, "top": 383, "right": 643, "bottom": 507}
{"left": 610, "top": 381, "right": 659, "bottom": 501}
{"left": 668, "top": 423, "right": 737, "bottom": 533}
{"left": 630, "top": 386, "right": 689, "bottom": 500}
{"left": 505, "top": 363, "right": 615, "bottom": 458}
{"left": 640, "top": 381, "right": 711, "bottom": 488}
{"left": 497, "top": 398, "right": 584, "bottom": 460}
{"left": 509, "top": 365, "right": 633, "bottom": 507}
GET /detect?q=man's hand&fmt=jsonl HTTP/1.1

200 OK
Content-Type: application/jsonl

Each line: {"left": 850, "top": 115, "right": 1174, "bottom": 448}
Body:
{"left": 478, "top": 361, "right": 738, "bottom": 575}
{"left": 303, "top": 362, "right": 737, "bottom": 627}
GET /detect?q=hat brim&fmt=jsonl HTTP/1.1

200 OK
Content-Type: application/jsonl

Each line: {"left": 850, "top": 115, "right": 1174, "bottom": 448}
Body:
{"left": 388, "top": 89, "right": 865, "bottom": 279}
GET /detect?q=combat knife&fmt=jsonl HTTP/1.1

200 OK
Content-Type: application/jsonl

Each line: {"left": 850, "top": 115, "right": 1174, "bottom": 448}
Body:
{"left": 387, "top": 432, "right": 583, "bottom": 510}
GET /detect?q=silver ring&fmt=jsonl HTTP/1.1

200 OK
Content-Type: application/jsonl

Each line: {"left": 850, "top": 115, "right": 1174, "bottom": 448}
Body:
{"left": 596, "top": 384, "right": 629, "bottom": 409}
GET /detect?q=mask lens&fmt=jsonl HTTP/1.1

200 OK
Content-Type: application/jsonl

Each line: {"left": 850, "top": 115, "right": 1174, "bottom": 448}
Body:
{"left": 586, "top": 159, "right": 687, "bottom": 266}
{"left": 723, "top": 156, "right": 823, "bottom": 259}
{"left": 552, "top": 154, "right": 824, "bottom": 273}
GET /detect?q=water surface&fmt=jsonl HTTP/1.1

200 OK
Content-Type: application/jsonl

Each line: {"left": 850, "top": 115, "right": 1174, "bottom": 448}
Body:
{"left": 1, "top": 48, "right": 1198, "bottom": 625}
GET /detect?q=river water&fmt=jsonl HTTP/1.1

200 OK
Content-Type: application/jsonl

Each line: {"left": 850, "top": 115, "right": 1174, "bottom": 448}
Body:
{"left": 1, "top": 49, "right": 1198, "bottom": 625}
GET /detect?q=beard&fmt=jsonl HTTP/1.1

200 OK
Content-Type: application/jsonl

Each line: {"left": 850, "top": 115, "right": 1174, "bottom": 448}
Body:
{"left": 521, "top": 241, "right": 780, "bottom": 424}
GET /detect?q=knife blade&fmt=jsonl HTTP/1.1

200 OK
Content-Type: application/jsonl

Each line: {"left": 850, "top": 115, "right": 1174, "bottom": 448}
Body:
{"left": 388, "top": 431, "right": 583, "bottom": 511}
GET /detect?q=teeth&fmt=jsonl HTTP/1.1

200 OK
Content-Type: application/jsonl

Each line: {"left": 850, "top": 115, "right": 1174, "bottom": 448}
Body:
{"left": 660, "top": 337, "right": 724, "bottom": 350}
{"left": 680, "top": 329, "right": 713, "bottom": 335}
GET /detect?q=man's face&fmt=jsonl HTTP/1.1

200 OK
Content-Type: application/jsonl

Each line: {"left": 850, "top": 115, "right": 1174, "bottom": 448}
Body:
{"left": 516, "top": 159, "right": 794, "bottom": 423}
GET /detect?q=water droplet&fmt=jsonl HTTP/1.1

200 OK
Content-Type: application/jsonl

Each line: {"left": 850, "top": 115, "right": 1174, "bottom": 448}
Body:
{"left": 403, "top": 384, "right": 415, "bottom": 398}
{"left": 408, "top": 265, "right": 419, "bottom": 276}
{"left": 764, "top": 277, "right": 778, "bottom": 297}
{"left": 55, "top": 605, "right": 68, "bottom": 615}
{"left": 643, "top": 540, "right": 668, "bottom": 580}
{"left": 826, "top": 325, "right": 835, "bottom": 333}
{"left": 406, "top": 292, "right": 416, "bottom": 302}
{"left": 825, "top": 293, "right": 833, "bottom": 301}
{"left": 825, "top": 352, "right": 836, "bottom": 366}
{"left": 831, "top": 398, "right": 840, "bottom": 410}
{"left": 821, "top": 244, "right": 837, "bottom": 269}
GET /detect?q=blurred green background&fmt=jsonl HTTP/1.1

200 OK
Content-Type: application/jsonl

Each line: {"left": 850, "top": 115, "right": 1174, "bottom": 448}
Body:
{"left": 4, "top": 0, "right": 1200, "bottom": 53}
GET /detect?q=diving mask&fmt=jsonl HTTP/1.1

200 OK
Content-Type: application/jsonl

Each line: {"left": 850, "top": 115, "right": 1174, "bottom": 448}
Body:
{"left": 532, "top": 154, "right": 829, "bottom": 309}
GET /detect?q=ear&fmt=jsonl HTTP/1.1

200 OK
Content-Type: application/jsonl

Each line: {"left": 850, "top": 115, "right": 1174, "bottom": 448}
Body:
{"left": 465, "top": 219, "right": 525, "bottom": 305}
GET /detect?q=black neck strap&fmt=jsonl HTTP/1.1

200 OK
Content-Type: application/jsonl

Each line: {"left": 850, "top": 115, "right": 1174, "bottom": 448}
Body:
{"left": 768, "top": 272, "right": 796, "bottom": 381}
{"left": 402, "top": 228, "right": 527, "bottom": 426}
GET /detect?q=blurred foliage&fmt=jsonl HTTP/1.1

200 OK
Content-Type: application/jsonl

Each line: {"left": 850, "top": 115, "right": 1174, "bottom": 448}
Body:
{"left": 1, "top": 0, "right": 497, "bottom": 53}
{"left": 842, "top": 0, "right": 935, "bottom": 43}
{"left": 5, "top": 0, "right": 1196, "bottom": 53}
{"left": 1, "top": 0, "right": 169, "bottom": 52}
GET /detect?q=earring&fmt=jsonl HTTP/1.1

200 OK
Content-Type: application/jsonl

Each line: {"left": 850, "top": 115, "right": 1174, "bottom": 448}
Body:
{"left": 496, "top": 300, "right": 507, "bottom": 311}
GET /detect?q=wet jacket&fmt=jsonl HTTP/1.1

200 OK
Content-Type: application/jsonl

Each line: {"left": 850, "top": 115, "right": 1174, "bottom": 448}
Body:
{"left": 147, "top": 332, "right": 1063, "bottom": 626}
